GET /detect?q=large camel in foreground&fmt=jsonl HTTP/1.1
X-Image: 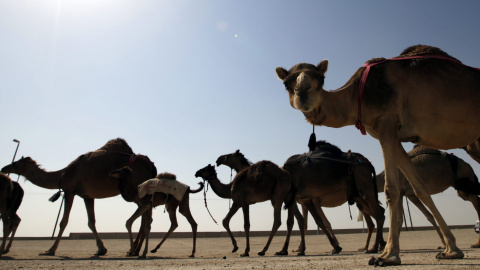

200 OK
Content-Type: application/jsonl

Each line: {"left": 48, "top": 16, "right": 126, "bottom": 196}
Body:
{"left": 275, "top": 44, "right": 480, "bottom": 266}
{"left": 217, "top": 148, "right": 385, "bottom": 254}
{"left": 1, "top": 138, "right": 156, "bottom": 256}
{"left": 0, "top": 172, "right": 23, "bottom": 258}
{"left": 195, "top": 163, "right": 305, "bottom": 256}
{"left": 109, "top": 166, "right": 203, "bottom": 258}
{"left": 376, "top": 145, "right": 480, "bottom": 248}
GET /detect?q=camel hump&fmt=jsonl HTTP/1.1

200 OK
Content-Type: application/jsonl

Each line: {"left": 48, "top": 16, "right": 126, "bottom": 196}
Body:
{"left": 98, "top": 138, "right": 134, "bottom": 154}
{"left": 156, "top": 172, "right": 176, "bottom": 180}
{"left": 399, "top": 44, "right": 458, "bottom": 60}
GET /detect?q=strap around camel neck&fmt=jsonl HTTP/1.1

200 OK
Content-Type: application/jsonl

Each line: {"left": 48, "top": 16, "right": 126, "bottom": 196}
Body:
{"left": 355, "top": 55, "right": 478, "bottom": 135}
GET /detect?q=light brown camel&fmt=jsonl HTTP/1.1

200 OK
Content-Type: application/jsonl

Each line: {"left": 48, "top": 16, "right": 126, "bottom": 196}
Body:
{"left": 282, "top": 141, "right": 386, "bottom": 254}
{"left": 109, "top": 166, "right": 203, "bottom": 258}
{"left": 216, "top": 149, "right": 384, "bottom": 254}
{"left": 0, "top": 172, "right": 23, "bottom": 258}
{"left": 0, "top": 138, "right": 156, "bottom": 256}
{"left": 376, "top": 145, "right": 480, "bottom": 248}
{"left": 275, "top": 44, "right": 480, "bottom": 265}
{"left": 195, "top": 163, "right": 305, "bottom": 257}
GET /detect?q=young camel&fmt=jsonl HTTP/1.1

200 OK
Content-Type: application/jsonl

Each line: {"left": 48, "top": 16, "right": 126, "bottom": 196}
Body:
{"left": 195, "top": 163, "right": 305, "bottom": 257}
{"left": 275, "top": 44, "right": 480, "bottom": 265}
{"left": 0, "top": 173, "right": 23, "bottom": 258}
{"left": 216, "top": 148, "right": 384, "bottom": 254}
{"left": 0, "top": 138, "right": 156, "bottom": 256}
{"left": 376, "top": 145, "right": 480, "bottom": 248}
{"left": 109, "top": 166, "right": 203, "bottom": 258}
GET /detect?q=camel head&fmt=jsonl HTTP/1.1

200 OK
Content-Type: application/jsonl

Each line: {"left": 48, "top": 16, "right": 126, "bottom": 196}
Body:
{"left": 216, "top": 150, "right": 251, "bottom": 169}
{"left": 275, "top": 60, "right": 328, "bottom": 113}
{"left": 109, "top": 166, "right": 132, "bottom": 179}
{"left": 195, "top": 164, "right": 217, "bottom": 181}
{"left": 1, "top": 156, "right": 37, "bottom": 175}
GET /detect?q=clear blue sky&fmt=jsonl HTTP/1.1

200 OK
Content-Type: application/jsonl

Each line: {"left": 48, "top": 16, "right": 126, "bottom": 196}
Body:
{"left": 1, "top": 0, "right": 480, "bottom": 238}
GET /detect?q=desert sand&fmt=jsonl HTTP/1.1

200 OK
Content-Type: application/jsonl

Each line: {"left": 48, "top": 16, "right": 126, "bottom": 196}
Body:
{"left": 1, "top": 228, "right": 480, "bottom": 269}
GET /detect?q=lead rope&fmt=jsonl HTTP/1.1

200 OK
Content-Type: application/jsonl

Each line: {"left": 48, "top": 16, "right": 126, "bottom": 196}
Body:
{"left": 203, "top": 181, "right": 218, "bottom": 224}
{"left": 308, "top": 125, "right": 316, "bottom": 152}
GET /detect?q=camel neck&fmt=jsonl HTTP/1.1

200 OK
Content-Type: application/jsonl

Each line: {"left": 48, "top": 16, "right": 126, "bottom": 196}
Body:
{"left": 206, "top": 176, "right": 232, "bottom": 199}
{"left": 21, "top": 166, "right": 64, "bottom": 190}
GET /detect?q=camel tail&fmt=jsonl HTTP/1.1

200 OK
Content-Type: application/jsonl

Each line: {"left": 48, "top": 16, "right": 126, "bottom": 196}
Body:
{"left": 367, "top": 162, "right": 379, "bottom": 201}
{"left": 456, "top": 175, "right": 480, "bottom": 196}
{"left": 283, "top": 188, "right": 296, "bottom": 210}
{"left": 189, "top": 182, "right": 205, "bottom": 193}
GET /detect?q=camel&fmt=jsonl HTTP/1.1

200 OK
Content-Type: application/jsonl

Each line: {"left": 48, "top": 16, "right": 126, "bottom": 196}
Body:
{"left": 216, "top": 149, "right": 383, "bottom": 254}
{"left": 195, "top": 163, "right": 305, "bottom": 257}
{"left": 0, "top": 138, "right": 157, "bottom": 256}
{"left": 109, "top": 166, "right": 203, "bottom": 258}
{"left": 376, "top": 145, "right": 480, "bottom": 248}
{"left": 0, "top": 172, "right": 23, "bottom": 258}
{"left": 282, "top": 141, "right": 386, "bottom": 254}
{"left": 275, "top": 44, "right": 480, "bottom": 265}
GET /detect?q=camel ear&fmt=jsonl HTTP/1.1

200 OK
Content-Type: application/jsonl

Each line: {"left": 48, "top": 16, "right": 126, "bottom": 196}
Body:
{"left": 317, "top": 60, "right": 328, "bottom": 75}
{"left": 275, "top": 67, "right": 289, "bottom": 80}
{"left": 235, "top": 150, "right": 240, "bottom": 155}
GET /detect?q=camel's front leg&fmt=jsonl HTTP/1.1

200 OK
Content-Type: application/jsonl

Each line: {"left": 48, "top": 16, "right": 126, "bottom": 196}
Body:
{"left": 3, "top": 215, "right": 21, "bottom": 254}
{"left": 258, "top": 202, "right": 282, "bottom": 256}
{"left": 222, "top": 201, "right": 241, "bottom": 253}
{"left": 305, "top": 200, "right": 341, "bottom": 254}
{"left": 40, "top": 193, "right": 75, "bottom": 256}
{"left": 241, "top": 205, "right": 250, "bottom": 257}
{"left": 140, "top": 207, "right": 153, "bottom": 259}
{"left": 398, "top": 154, "right": 463, "bottom": 260}
{"left": 0, "top": 218, "right": 12, "bottom": 257}
{"left": 126, "top": 204, "right": 150, "bottom": 256}
{"left": 84, "top": 198, "right": 107, "bottom": 256}
{"left": 293, "top": 203, "right": 308, "bottom": 253}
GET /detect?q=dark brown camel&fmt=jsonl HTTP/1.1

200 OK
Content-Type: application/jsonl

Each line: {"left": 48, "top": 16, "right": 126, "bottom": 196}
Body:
{"left": 275, "top": 45, "right": 479, "bottom": 265}
{"left": 376, "top": 145, "right": 480, "bottom": 248}
{"left": 0, "top": 172, "right": 23, "bottom": 258}
{"left": 0, "top": 138, "right": 156, "bottom": 256}
{"left": 281, "top": 141, "right": 386, "bottom": 254}
{"left": 195, "top": 163, "right": 305, "bottom": 257}
{"left": 109, "top": 166, "right": 203, "bottom": 258}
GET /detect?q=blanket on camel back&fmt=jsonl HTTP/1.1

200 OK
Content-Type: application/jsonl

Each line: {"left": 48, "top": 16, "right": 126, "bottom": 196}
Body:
{"left": 138, "top": 178, "right": 189, "bottom": 201}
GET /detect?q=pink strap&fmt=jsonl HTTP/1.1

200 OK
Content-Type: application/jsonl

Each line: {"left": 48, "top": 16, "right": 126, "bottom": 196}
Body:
{"left": 356, "top": 55, "right": 479, "bottom": 135}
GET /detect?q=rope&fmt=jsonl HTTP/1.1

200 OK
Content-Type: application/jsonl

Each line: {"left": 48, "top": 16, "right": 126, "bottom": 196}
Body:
{"left": 203, "top": 181, "right": 218, "bottom": 224}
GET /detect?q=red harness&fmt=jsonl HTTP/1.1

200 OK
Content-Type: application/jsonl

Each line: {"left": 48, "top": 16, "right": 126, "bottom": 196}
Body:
{"left": 355, "top": 55, "right": 480, "bottom": 135}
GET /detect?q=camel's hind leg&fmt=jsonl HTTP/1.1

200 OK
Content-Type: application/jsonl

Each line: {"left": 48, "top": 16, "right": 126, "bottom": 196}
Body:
{"left": 458, "top": 193, "right": 480, "bottom": 248}
{"left": 3, "top": 214, "right": 20, "bottom": 254}
{"left": 241, "top": 205, "right": 250, "bottom": 257}
{"left": 0, "top": 216, "right": 12, "bottom": 257}
{"left": 258, "top": 201, "right": 283, "bottom": 256}
{"left": 222, "top": 201, "right": 241, "bottom": 254}
{"left": 126, "top": 204, "right": 150, "bottom": 256}
{"left": 83, "top": 198, "right": 108, "bottom": 256}
{"left": 407, "top": 195, "right": 445, "bottom": 248}
{"left": 357, "top": 212, "right": 374, "bottom": 252}
{"left": 304, "top": 200, "right": 342, "bottom": 254}
{"left": 277, "top": 202, "right": 305, "bottom": 256}
{"left": 293, "top": 203, "right": 308, "bottom": 253}
{"left": 150, "top": 201, "right": 179, "bottom": 255}
{"left": 140, "top": 207, "right": 153, "bottom": 259}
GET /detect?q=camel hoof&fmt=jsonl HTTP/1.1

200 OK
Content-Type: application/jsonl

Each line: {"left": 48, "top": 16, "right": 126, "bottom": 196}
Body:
{"left": 138, "top": 255, "right": 146, "bottom": 259}
{"left": 94, "top": 247, "right": 107, "bottom": 256}
{"left": 435, "top": 251, "right": 464, "bottom": 259}
{"left": 39, "top": 250, "right": 55, "bottom": 256}
{"left": 330, "top": 247, "right": 342, "bottom": 254}
{"left": 296, "top": 252, "right": 305, "bottom": 256}
{"left": 2, "top": 249, "right": 9, "bottom": 254}
{"left": 365, "top": 249, "right": 378, "bottom": 254}
{"left": 240, "top": 253, "right": 249, "bottom": 257}
{"left": 150, "top": 249, "right": 158, "bottom": 253}
{"left": 357, "top": 247, "right": 367, "bottom": 251}
{"left": 189, "top": 254, "right": 195, "bottom": 258}
{"left": 231, "top": 246, "right": 238, "bottom": 253}
{"left": 292, "top": 248, "right": 301, "bottom": 253}
{"left": 258, "top": 251, "right": 265, "bottom": 256}
{"left": 470, "top": 244, "right": 480, "bottom": 248}
{"left": 275, "top": 251, "right": 288, "bottom": 256}
{"left": 369, "top": 256, "right": 401, "bottom": 266}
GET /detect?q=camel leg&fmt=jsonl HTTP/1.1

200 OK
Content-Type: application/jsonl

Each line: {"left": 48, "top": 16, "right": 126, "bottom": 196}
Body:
{"left": 241, "top": 205, "right": 250, "bottom": 257}
{"left": 358, "top": 213, "right": 374, "bottom": 251}
{"left": 140, "top": 207, "right": 153, "bottom": 259}
{"left": 277, "top": 202, "right": 305, "bottom": 256}
{"left": 222, "top": 201, "right": 241, "bottom": 253}
{"left": 176, "top": 197, "right": 197, "bottom": 257}
{"left": 40, "top": 193, "right": 75, "bottom": 256}
{"left": 258, "top": 202, "right": 283, "bottom": 256}
{"left": 397, "top": 152, "right": 463, "bottom": 260}
{"left": 3, "top": 215, "right": 20, "bottom": 254}
{"left": 312, "top": 199, "right": 338, "bottom": 247}
{"left": 0, "top": 217, "right": 12, "bottom": 257}
{"left": 150, "top": 202, "right": 180, "bottom": 256}
{"left": 304, "top": 200, "right": 342, "bottom": 254}
{"left": 84, "top": 198, "right": 107, "bottom": 256}
{"left": 407, "top": 195, "right": 445, "bottom": 248}
{"left": 126, "top": 204, "right": 150, "bottom": 256}
{"left": 356, "top": 197, "right": 386, "bottom": 253}
{"left": 293, "top": 203, "right": 309, "bottom": 252}
{"left": 460, "top": 193, "right": 480, "bottom": 248}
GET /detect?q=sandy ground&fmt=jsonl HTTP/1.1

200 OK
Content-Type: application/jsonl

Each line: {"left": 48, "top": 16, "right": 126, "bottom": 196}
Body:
{"left": 1, "top": 228, "right": 480, "bottom": 269}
